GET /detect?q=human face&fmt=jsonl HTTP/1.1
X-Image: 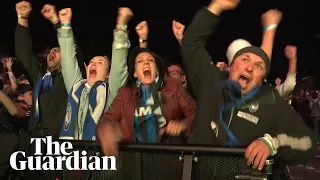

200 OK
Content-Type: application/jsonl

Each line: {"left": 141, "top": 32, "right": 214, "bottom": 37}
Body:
{"left": 168, "top": 65, "right": 186, "bottom": 85}
{"left": 47, "top": 47, "right": 61, "bottom": 70}
{"left": 18, "top": 91, "right": 33, "bottom": 106}
{"left": 228, "top": 53, "right": 266, "bottom": 95}
{"left": 134, "top": 52, "right": 158, "bottom": 85}
{"left": 86, "top": 56, "right": 110, "bottom": 86}
{"left": 275, "top": 78, "right": 282, "bottom": 86}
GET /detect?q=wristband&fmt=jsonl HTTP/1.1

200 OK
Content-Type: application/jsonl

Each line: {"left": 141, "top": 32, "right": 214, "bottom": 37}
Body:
{"left": 17, "top": 14, "right": 27, "bottom": 19}
{"left": 139, "top": 39, "right": 147, "bottom": 43}
{"left": 263, "top": 24, "right": 278, "bottom": 31}
{"left": 61, "top": 23, "right": 72, "bottom": 27}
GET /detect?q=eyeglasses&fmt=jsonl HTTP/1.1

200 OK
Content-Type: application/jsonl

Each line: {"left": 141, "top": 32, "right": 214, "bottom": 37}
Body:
{"left": 168, "top": 70, "right": 184, "bottom": 76}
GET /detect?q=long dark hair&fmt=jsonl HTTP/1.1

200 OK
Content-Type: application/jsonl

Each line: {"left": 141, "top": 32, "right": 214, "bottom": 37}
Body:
{"left": 126, "top": 47, "right": 167, "bottom": 87}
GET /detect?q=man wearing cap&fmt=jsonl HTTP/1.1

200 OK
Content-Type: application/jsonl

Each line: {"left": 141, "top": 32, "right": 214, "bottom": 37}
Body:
{"left": 181, "top": 0, "right": 316, "bottom": 174}
{"left": 225, "top": 39, "right": 297, "bottom": 98}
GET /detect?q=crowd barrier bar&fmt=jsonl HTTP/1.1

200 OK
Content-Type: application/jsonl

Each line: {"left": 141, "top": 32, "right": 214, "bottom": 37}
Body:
{"left": 60, "top": 140, "right": 273, "bottom": 180}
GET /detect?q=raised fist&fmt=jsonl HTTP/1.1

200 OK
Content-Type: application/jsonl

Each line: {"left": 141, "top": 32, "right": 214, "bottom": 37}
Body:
{"left": 136, "top": 21, "right": 148, "bottom": 40}
{"left": 58, "top": 8, "right": 72, "bottom": 24}
{"left": 16, "top": 1, "right": 32, "bottom": 18}
{"left": 212, "top": 0, "right": 240, "bottom": 11}
{"left": 117, "top": 7, "right": 133, "bottom": 26}
{"left": 261, "top": 9, "right": 282, "bottom": 28}
{"left": 172, "top": 20, "right": 185, "bottom": 43}
{"left": 284, "top": 45, "right": 297, "bottom": 60}
{"left": 41, "top": 4, "right": 58, "bottom": 24}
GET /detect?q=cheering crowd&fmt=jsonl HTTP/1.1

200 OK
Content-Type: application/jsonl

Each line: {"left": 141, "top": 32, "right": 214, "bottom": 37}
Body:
{"left": 0, "top": 0, "right": 319, "bottom": 179}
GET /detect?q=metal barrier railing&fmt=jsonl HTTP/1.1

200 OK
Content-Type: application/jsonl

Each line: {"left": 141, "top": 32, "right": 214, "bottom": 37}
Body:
{"left": 12, "top": 140, "right": 274, "bottom": 180}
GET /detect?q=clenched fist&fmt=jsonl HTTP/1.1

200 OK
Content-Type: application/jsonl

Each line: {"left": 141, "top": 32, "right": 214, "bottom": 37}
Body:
{"left": 284, "top": 45, "right": 297, "bottom": 60}
{"left": 136, "top": 21, "right": 148, "bottom": 40}
{"left": 117, "top": 7, "right": 133, "bottom": 26}
{"left": 172, "top": 20, "right": 185, "bottom": 44}
{"left": 41, "top": 4, "right": 59, "bottom": 24}
{"left": 261, "top": 9, "right": 282, "bottom": 28}
{"left": 58, "top": 8, "right": 72, "bottom": 24}
{"left": 210, "top": 0, "right": 240, "bottom": 12}
{"left": 16, "top": 1, "right": 32, "bottom": 18}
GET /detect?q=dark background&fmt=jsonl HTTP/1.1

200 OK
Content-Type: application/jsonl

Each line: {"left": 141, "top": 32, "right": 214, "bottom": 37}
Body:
{"left": 0, "top": 0, "right": 319, "bottom": 86}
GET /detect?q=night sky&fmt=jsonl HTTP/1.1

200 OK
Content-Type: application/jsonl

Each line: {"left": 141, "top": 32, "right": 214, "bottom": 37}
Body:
{"left": 0, "top": 0, "right": 319, "bottom": 86}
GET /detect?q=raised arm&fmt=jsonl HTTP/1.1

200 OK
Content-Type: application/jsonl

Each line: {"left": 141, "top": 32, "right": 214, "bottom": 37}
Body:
{"left": 106, "top": 8, "right": 133, "bottom": 110}
{"left": 172, "top": 20, "right": 185, "bottom": 46}
{"left": 260, "top": 9, "right": 282, "bottom": 59}
{"left": 4, "top": 58, "right": 17, "bottom": 93}
{"left": 180, "top": 0, "right": 239, "bottom": 96}
{"left": 136, "top": 21, "right": 148, "bottom": 48}
{"left": 0, "top": 91, "right": 18, "bottom": 116}
{"left": 15, "top": 1, "right": 41, "bottom": 86}
{"left": 57, "top": 8, "right": 83, "bottom": 93}
{"left": 276, "top": 45, "right": 297, "bottom": 97}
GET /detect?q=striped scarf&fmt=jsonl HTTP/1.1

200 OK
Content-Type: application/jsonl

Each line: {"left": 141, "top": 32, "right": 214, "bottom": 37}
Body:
{"left": 133, "top": 77, "right": 166, "bottom": 142}
{"left": 33, "top": 72, "right": 53, "bottom": 125}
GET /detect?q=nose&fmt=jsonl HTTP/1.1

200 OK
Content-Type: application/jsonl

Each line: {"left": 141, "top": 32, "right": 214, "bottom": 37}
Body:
{"left": 246, "top": 62, "right": 253, "bottom": 72}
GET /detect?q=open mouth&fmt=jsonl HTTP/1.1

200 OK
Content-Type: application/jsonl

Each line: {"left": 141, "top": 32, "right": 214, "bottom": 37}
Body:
{"left": 238, "top": 74, "right": 250, "bottom": 88}
{"left": 89, "top": 68, "right": 97, "bottom": 78}
{"left": 143, "top": 68, "right": 152, "bottom": 78}
{"left": 48, "top": 54, "right": 55, "bottom": 62}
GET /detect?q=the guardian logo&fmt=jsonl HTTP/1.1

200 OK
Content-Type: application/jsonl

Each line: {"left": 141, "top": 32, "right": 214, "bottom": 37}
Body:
{"left": 10, "top": 136, "right": 116, "bottom": 171}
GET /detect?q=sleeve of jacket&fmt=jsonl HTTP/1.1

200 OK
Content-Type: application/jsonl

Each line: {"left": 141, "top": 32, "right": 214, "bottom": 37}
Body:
{"left": 57, "top": 28, "right": 83, "bottom": 93}
{"left": 176, "top": 82, "right": 196, "bottom": 136}
{"left": 14, "top": 24, "right": 41, "bottom": 86}
{"left": 106, "top": 29, "right": 130, "bottom": 111}
{"left": 268, "top": 92, "right": 317, "bottom": 165}
{"left": 180, "top": 8, "right": 221, "bottom": 97}
{"left": 275, "top": 73, "right": 296, "bottom": 97}
{"left": 101, "top": 88, "right": 125, "bottom": 124}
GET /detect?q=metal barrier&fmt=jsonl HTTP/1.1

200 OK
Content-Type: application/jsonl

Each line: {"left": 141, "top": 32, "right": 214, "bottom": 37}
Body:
{"left": 11, "top": 140, "right": 274, "bottom": 180}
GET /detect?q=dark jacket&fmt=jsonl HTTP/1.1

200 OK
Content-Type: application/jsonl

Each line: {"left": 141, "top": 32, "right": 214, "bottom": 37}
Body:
{"left": 15, "top": 24, "right": 68, "bottom": 139}
{"left": 99, "top": 77, "right": 196, "bottom": 143}
{"left": 181, "top": 8, "right": 316, "bottom": 166}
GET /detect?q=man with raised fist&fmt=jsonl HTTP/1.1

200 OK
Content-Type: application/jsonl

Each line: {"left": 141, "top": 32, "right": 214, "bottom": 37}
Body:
{"left": 181, "top": 0, "right": 316, "bottom": 177}
{"left": 15, "top": 1, "right": 68, "bottom": 139}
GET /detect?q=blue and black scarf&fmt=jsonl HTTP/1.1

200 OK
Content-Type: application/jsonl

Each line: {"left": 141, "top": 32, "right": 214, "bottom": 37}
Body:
{"left": 33, "top": 71, "right": 53, "bottom": 125}
{"left": 133, "top": 77, "right": 166, "bottom": 143}
{"left": 213, "top": 76, "right": 260, "bottom": 146}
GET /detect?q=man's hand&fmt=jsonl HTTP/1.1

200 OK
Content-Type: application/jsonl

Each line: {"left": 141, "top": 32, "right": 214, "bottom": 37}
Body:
{"left": 14, "top": 102, "right": 29, "bottom": 118}
{"left": 16, "top": 1, "right": 32, "bottom": 18}
{"left": 284, "top": 45, "right": 297, "bottom": 61}
{"left": 159, "top": 120, "right": 186, "bottom": 136}
{"left": 58, "top": 8, "right": 72, "bottom": 24}
{"left": 245, "top": 139, "right": 271, "bottom": 170}
{"left": 117, "top": 7, "right": 133, "bottom": 26}
{"left": 172, "top": 21, "right": 185, "bottom": 44}
{"left": 216, "top": 61, "right": 228, "bottom": 71}
{"left": 41, "top": 4, "right": 59, "bottom": 24}
{"left": 261, "top": 9, "right": 282, "bottom": 28}
{"left": 208, "top": 0, "right": 240, "bottom": 15}
{"left": 136, "top": 21, "right": 148, "bottom": 41}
